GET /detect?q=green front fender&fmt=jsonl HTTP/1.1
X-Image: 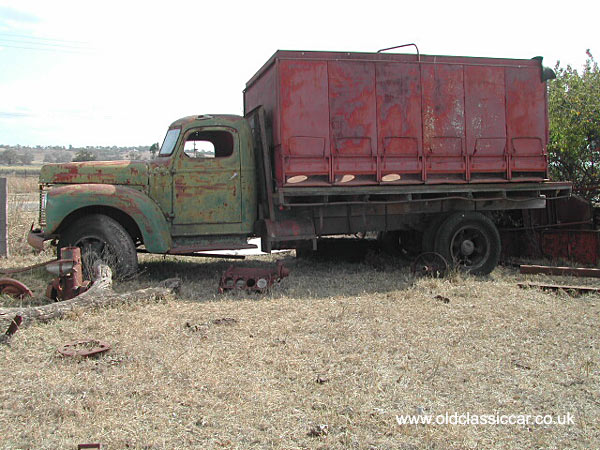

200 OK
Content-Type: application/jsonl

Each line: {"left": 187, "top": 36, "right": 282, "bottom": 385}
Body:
{"left": 45, "top": 184, "right": 172, "bottom": 253}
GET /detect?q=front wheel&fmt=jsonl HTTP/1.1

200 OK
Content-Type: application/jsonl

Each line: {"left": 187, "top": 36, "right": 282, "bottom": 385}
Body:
{"left": 58, "top": 214, "right": 138, "bottom": 280}
{"left": 434, "top": 212, "right": 500, "bottom": 275}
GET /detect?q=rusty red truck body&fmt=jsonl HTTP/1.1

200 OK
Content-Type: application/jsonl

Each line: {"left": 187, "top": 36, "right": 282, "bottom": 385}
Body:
{"left": 245, "top": 51, "right": 551, "bottom": 186}
{"left": 29, "top": 50, "right": 572, "bottom": 276}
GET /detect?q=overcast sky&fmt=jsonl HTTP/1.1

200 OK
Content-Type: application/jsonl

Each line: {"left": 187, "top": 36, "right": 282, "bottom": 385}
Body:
{"left": 0, "top": 0, "right": 598, "bottom": 147}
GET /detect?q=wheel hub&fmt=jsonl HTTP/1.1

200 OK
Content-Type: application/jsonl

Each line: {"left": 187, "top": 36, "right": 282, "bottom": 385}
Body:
{"left": 460, "top": 239, "right": 475, "bottom": 256}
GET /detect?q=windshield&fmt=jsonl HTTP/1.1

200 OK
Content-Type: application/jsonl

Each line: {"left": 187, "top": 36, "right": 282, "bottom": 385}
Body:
{"left": 159, "top": 128, "right": 181, "bottom": 156}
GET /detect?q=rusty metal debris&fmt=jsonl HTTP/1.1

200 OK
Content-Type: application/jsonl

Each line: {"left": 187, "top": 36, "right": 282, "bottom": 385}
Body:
{"left": 77, "top": 444, "right": 102, "bottom": 450}
{"left": 0, "top": 278, "right": 33, "bottom": 299}
{"left": 58, "top": 340, "right": 111, "bottom": 357}
{"left": 1, "top": 314, "right": 23, "bottom": 344}
{"left": 46, "top": 247, "right": 91, "bottom": 301}
{"left": 5, "top": 314, "right": 23, "bottom": 337}
{"left": 218, "top": 262, "right": 289, "bottom": 293}
{"left": 0, "top": 246, "right": 91, "bottom": 302}
{"left": 411, "top": 252, "right": 448, "bottom": 278}
{"left": 520, "top": 264, "right": 600, "bottom": 278}
{"left": 518, "top": 282, "right": 600, "bottom": 296}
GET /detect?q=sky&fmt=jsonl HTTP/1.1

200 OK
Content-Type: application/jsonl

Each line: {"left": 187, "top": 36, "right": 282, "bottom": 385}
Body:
{"left": 0, "top": 0, "right": 598, "bottom": 147}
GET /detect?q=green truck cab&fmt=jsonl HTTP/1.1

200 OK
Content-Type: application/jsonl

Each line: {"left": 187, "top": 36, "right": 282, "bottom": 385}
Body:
{"left": 29, "top": 114, "right": 260, "bottom": 276}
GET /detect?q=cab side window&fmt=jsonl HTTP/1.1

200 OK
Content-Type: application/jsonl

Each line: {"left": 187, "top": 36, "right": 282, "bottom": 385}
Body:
{"left": 183, "top": 130, "right": 234, "bottom": 159}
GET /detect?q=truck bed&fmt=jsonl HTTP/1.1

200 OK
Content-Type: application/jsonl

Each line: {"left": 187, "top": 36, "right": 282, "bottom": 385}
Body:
{"left": 244, "top": 50, "right": 551, "bottom": 188}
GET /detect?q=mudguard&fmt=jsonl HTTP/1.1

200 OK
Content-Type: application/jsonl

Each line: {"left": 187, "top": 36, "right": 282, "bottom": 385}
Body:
{"left": 44, "top": 184, "right": 172, "bottom": 253}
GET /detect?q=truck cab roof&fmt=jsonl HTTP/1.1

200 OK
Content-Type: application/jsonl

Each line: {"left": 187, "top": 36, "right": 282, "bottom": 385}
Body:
{"left": 168, "top": 114, "right": 244, "bottom": 129}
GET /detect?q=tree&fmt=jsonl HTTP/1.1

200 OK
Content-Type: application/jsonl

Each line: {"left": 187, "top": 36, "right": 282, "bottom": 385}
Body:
{"left": 0, "top": 149, "right": 19, "bottom": 165}
{"left": 548, "top": 50, "right": 600, "bottom": 198}
{"left": 72, "top": 150, "right": 97, "bottom": 162}
{"left": 149, "top": 142, "right": 159, "bottom": 158}
{"left": 18, "top": 152, "right": 34, "bottom": 165}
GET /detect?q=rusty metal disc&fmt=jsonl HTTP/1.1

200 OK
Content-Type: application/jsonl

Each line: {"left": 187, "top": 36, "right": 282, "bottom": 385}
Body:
{"left": 0, "top": 278, "right": 33, "bottom": 299}
{"left": 411, "top": 252, "right": 448, "bottom": 278}
{"left": 58, "top": 340, "right": 111, "bottom": 357}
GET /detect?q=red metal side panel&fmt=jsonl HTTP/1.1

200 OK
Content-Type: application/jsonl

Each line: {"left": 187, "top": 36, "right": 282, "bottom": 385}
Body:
{"left": 328, "top": 61, "right": 378, "bottom": 184}
{"left": 376, "top": 63, "right": 423, "bottom": 183}
{"left": 244, "top": 61, "right": 282, "bottom": 182}
{"left": 279, "top": 60, "right": 331, "bottom": 185}
{"left": 246, "top": 51, "right": 551, "bottom": 188}
{"left": 506, "top": 66, "right": 548, "bottom": 180}
{"left": 421, "top": 64, "right": 467, "bottom": 183}
{"left": 464, "top": 65, "right": 508, "bottom": 181}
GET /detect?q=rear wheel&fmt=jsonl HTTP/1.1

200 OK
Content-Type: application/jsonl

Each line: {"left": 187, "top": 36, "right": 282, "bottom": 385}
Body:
{"left": 434, "top": 212, "right": 500, "bottom": 275}
{"left": 58, "top": 214, "right": 138, "bottom": 280}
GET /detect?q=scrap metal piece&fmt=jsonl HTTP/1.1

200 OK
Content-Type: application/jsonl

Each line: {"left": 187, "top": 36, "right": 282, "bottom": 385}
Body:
{"left": 46, "top": 247, "right": 91, "bottom": 301}
{"left": 411, "top": 252, "right": 448, "bottom": 278}
{"left": 0, "top": 278, "right": 33, "bottom": 299}
{"left": 219, "top": 261, "right": 290, "bottom": 293}
{"left": 58, "top": 340, "right": 111, "bottom": 357}
{"left": 518, "top": 282, "right": 600, "bottom": 296}
{"left": 78, "top": 444, "right": 102, "bottom": 450}
{"left": 520, "top": 264, "right": 600, "bottom": 278}
{"left": 1, "top": 315, "right": 23, "bottom": 343}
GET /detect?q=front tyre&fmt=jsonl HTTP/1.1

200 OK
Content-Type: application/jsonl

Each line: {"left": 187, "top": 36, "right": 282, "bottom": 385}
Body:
{"left": 434, "top": 212, "right": 500, "bottom": 275}
{"left": 58, "top": 214, "right": 138, "bottom": 280}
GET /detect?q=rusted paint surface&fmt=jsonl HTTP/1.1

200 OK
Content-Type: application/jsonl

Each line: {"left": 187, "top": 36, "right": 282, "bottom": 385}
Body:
{"left": 35, "top": 114, "right": 257, "bottom": 253}
{"left": 4, "top": 314, "right": 23, "bottom": 338}
{"left": 58, "top": 340, "right": 111, "bottom": 357}
{"left": 44, "top": 183, "right": 171, "bottom": 253}
{"left": 0, "top": 279, "right": 32, "bottom": 299}
{"left": 218, "top": 262, "right": 289, "bottom": 293}
{"left": 244, "top": 50, "right": 550, "bottom": 186}
{"left": 541, "top": 230, "right": 599, "bottom": 265}
{"left": 45, "top": 247, "right": 90, "bottom": 301}
{"left": 40, "top": 160, "right": 149, "bottom": 186}
{"left": 159, "top": 115, "right": 257, "bottom": 236}
{"left": 501, "top": 196, "right": 597, "bottom": 265}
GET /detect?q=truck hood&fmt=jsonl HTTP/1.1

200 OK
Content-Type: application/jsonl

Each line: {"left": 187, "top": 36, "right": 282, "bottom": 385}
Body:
{"left": 39, "top": 160, "right": 150, "bottom": 186}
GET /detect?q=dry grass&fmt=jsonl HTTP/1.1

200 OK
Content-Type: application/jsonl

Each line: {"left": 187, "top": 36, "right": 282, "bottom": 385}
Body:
{"left": 0, "top": 253, "right": 598, "bottom": 449}
{"left": 5, "top": 174, "right": 39, "bottom": 194}
{"left": 0, "top": 176, "right": 598, "bottom": 448}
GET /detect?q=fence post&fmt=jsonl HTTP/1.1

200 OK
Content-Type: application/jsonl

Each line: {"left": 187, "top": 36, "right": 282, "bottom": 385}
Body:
{"left": 0, "top": 177, "right": 7, "bottom": 257}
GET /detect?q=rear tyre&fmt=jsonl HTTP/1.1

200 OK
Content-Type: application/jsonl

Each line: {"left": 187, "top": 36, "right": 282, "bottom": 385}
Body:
{"left": 434, "top": 212, "right": 500, "bottom": 275}
{"left": 58, "top": 214, "right": 138, "bottom": 280}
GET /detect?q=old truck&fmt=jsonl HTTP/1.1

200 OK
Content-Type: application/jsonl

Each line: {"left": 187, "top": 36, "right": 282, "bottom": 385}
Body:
{"left": 28, "top": 49, "right": 572, "bottom": 276}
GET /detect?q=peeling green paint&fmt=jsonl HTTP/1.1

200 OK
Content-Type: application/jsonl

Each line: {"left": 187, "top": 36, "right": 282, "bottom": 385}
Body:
{"left": 36, "top": 115, "right": 258, "bottom": 254}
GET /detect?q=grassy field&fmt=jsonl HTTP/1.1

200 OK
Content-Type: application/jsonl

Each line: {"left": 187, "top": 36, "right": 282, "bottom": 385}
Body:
{"left": 0, "top": 165, "right": 42, "bottom": 177}
{"left": 0, "top": 176, "right": 598, "bottom": 449}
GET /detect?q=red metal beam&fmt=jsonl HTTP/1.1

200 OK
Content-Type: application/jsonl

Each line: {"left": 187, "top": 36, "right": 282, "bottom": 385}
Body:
{"left": 520, "top": 265, "right": 600, "bottom": 278}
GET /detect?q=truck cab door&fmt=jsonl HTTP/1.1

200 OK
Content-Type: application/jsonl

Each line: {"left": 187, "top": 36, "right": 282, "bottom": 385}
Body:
{"left": 172, "top": 127, "right": 242, "bottom": 228}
